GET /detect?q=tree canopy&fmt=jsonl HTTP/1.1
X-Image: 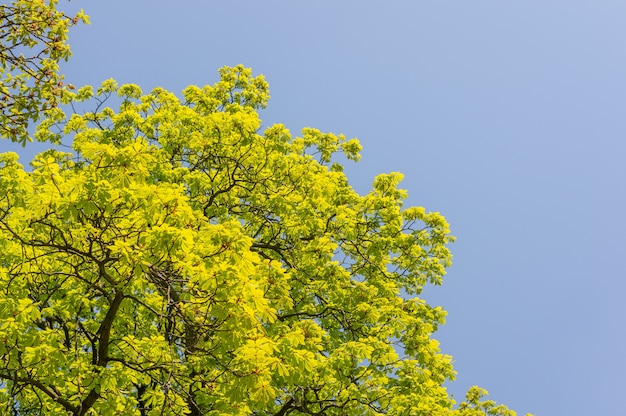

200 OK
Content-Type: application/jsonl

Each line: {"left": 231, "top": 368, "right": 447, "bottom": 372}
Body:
{"left": 0, "top": 3, "right": 529, "bottom": 416}
{"left": 0, "top": 66, "right": 526, "bottom": 415}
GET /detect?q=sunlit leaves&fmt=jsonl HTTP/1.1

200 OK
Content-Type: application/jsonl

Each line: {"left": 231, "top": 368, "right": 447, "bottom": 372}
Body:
{"left": 458, "top": 387, "right": 533, "bottom": 416}
{"left": 0, "top": 0, "right": 89, "bottom": 145}
{"left": 0, "top": 66, "right": 524, "bottom": 415}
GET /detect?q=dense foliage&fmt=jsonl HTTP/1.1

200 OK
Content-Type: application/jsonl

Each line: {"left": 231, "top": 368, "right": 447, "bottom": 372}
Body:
{"left": 0, "top": 66, "right": 524, "bottom": 415}
{"left": 0, "top": 2, "right": 529, "bottom": 415}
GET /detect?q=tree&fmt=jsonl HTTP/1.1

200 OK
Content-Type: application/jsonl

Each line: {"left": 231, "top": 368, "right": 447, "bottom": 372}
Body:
{"left": 0, "top": 0, "right": 88, "bottom": 145}
{"left": 0, "top": 65, "right": 529, "bottom": 415}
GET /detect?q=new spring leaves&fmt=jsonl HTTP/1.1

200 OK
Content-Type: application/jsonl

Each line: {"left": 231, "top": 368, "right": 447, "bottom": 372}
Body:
{"left": 0, "top": 2, "right": 532, "bottom": 414}
{"left": 0, "top": 64, "right": 526, "bottom": 415}
{"left": 0, "top": 0, "right": 88, "bottom": 145}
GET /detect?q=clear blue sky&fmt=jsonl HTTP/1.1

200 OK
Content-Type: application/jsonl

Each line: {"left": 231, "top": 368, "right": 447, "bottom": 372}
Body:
{"left": 7, "top": 1, "right": 626, "bottom": 414}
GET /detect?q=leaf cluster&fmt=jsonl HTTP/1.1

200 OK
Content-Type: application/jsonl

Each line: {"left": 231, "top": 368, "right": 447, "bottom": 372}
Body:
{"left": 0, "top": 0, "right": 88, "bottom": 145}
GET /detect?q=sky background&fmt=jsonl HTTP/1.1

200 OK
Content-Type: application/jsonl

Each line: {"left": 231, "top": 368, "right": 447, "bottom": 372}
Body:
{"left": 6, "top": 1, "right": 626, "bottom": 414}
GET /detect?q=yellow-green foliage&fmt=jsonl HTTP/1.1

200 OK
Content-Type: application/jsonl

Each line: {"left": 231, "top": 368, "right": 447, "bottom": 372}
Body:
{"left": 0, "top": 66, "right": 526, "bottom": 415}
{"left": 0, "top": 0, "right": 88, "bottom": 145}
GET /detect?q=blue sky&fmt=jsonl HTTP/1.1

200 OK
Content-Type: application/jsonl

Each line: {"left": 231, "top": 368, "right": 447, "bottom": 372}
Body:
{"left": 6, "top": 1, "right": 626, "bottom": 414}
